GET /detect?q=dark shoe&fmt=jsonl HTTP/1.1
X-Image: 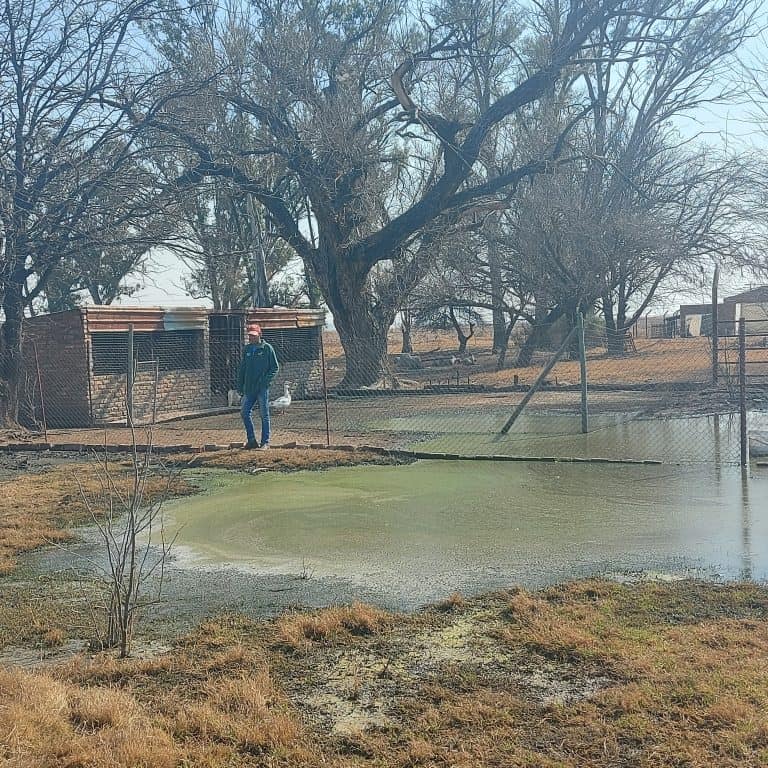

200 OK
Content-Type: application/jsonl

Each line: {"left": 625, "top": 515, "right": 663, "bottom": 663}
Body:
{"left": 245, "top": 439, "right": 260, "bottom": 450}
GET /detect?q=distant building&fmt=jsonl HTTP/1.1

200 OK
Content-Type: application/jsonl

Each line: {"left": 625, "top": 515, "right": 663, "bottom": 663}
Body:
{"left": 678, "top": 303, "right": 712, "bottom": 337}
{"left": 21, "top": 306, "right": 325, "bottom": 427}
{"left": 679, "top": 286, "right": 768, "bottom": 338}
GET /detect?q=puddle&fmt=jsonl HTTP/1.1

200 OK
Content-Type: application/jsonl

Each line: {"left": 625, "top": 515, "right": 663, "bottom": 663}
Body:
{"left": 398, "top": 412, "right": 768, "bottom": 463}
{"left": 159, "top": 458, "right": 768, "bottom": 608}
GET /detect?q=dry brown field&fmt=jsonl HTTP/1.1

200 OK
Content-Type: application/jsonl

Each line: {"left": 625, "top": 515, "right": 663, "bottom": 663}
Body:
{"left": 323, "top": 329, "right": 713, "bottom": 387}
{"left": 3, "top": 576, "right": 768, "bottom": 767}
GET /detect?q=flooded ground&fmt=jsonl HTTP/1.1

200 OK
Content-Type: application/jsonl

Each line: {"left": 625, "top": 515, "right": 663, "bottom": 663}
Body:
{"left": 398, "top": 411, "right": 768, "bottom": 463}
{"left": 15, "top": 411, "right": 768, "bottom": 621}
{"left": 161, "top": 458, "right": 768, "bottom": 610}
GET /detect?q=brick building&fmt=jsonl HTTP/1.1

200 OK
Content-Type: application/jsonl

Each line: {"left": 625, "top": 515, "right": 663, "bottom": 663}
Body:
{"left": 21, "top": 306, "right": 325, "bottom": 427}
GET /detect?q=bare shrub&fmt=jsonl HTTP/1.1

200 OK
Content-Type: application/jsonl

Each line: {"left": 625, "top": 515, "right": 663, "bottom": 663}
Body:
{"left": 77, "top": 429, "right": 179, "bottom": 657}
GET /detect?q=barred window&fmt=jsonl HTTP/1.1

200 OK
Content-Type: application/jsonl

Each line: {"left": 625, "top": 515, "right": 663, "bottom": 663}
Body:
{"left": 261, "top": 327, "right": 320, "bottom": 362}
{"left": 91, "top": 330, "right": 205, "bottom": 375}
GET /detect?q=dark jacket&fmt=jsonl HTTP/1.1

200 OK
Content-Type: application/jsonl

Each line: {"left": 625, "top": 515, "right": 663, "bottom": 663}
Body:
{"left": 237, "top": 342, "right": 279, "bottom": 396}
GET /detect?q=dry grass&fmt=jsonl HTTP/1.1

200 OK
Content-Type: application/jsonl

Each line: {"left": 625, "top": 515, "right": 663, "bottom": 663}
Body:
{"left": 276, "top": 603, "right": 392, "bottom": 651}
{"left": 433, "top": 592, "right": 466, "bottom": 612}
{"left": 0, "top": 459, "right": 190, "bottom": 575}
{"left": 0, "top": 666, "right": 180, "bottom": 768}
{"left": 479, "top": 336, "right": 711, "bottom": 386}
{"left": 4, "top": 581, "right": 768, "bottom": 767}
{"left": 173, "top": 446, "right": 401, "bottom": 472}
{"left": 323, "top": 329, "right": 713, "bottom": 387}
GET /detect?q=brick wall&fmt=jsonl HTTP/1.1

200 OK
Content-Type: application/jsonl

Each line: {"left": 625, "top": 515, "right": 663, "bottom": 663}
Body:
{"left": 90, "top": 368, "right": 212, "bottom": 424}
{"left": 21, "top": 311, "right": 91, "bottom": 427}
{"left": 89, "top": 325, "right": 213, "bottom": 424}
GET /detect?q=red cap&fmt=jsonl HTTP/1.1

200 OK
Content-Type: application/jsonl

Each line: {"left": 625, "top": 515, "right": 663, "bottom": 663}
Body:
{"left": 247, "top": 323, "right": 262, "bottom": 336}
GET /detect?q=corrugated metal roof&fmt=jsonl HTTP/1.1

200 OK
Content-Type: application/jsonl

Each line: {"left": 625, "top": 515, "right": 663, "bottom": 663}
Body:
{"left": 724, "top": 287, "right": 768, "bottom": 304}
{"left": 163, "top": 309, "right": 209, "bottom": 331}
{"left": 83, "top": 306, "right": 208, "bottom": 333}
{"left": 83, "top": 306, "right": 166, "bottom": 332}
{"left": 70, "top": 306, "right": 325, "bottom": 333}
{"left": 246, "top": 308, "right": 326, "bottom": 329}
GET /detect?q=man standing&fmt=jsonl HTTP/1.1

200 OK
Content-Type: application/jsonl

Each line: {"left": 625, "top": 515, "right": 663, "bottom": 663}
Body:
{"left": 237, "top": 323, "right": 279, "bottom": 449}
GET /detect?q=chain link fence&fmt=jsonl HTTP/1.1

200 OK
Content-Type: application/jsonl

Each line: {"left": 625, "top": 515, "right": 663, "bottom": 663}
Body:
{"left": 7, "top": 309, "right": 768, "bottom": 466}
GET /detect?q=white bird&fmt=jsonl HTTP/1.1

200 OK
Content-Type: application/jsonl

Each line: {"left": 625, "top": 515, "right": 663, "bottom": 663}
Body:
{"left": 270, "top": 382, "right": 292, "bottom": 413}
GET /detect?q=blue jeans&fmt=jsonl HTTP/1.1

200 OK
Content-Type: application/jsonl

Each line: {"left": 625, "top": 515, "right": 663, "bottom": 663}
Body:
{"left": 241, "top": 388, "right": 270, "bottom": 445}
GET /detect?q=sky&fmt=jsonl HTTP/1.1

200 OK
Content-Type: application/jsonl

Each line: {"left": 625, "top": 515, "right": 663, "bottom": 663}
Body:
{"left": 119, "top": 248, "right": 211, "bottom": 309}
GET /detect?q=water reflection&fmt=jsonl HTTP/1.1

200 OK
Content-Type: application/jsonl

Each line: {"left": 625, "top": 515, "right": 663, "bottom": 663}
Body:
{"left": 741, "top": 467, "right": 753, "bottom": 581}
{"left": 404, "top": 411, "right": 768, "bottom": 464}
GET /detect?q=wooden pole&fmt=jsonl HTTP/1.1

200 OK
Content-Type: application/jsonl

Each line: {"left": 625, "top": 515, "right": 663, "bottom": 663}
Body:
{"left": 578, "top": 313, "right": 589, "bottom": 434}
{"left": 151, "top": 360, "right": 159, "bottom": 425}
{"left": 498, "top": 326, "right": 578, "bottom": 436}
{"left": 126, "top": 324, "right": 134, "bottom": 426}
{"left": 712, "top": 263, "right": 720, "bottom": 385}
{"left": 32, "top": 341, "right": 48, "bottom": 443}
{"left": 320, "top": 330, "right": 331, "bottom": 447}
{"left": 739, "top": 318, "right": 747, "bottom": 466}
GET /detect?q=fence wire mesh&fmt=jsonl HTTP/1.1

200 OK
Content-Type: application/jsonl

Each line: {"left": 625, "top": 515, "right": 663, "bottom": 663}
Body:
{"left": 9, "top": 315, "right": 768, "bottom": 466}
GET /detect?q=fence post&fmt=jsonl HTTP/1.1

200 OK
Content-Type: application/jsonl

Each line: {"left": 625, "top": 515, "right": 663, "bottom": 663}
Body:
{"left": 712, "top": 263, "right": 719, "bottom": 385}
{"left": 151, "top": 360, "right": 159, "bottom": 425}
{"left": 739, "top": 318, "right": 747, "bottom": 466}
{"left": 32, "top": 341, "right": 48, "bottom": 443}
{"left": 320, "top": 330, "right": 331, "bottom": 447}
{"left": 498, "top": 326, "right": 578, "bottom": 436}
{"left": 578, "top": 313, "right": 589, "bottom": 434}
{"left": 126, "top": 323, "right": 134, "bottom": 426}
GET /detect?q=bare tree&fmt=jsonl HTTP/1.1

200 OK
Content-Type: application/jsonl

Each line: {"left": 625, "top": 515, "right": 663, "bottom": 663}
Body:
{"left": 498, "top": 0, "right": 754, "bottom": 363}
{"left": 143, "top": 42, "right": 296, "bottom": 309}
{"left": 35, "top": 173, "right": 167, "bottom": 311}
{"left": 171, "top": 177, "right": 294, "bottom": 309}
{"left": 579, "top": 0, "right": 753, "bottom": 351}
{"left": 732, "top": 33, "right": 768, "bottom": 281}
{"left": 78, "top": 435, "right": 177, "bottom": 658}
{"left": 147, "top": 0, "right": 732, "bottom": 387}
{"left": 0, "top": 0, "right": 171, "bottom": 426}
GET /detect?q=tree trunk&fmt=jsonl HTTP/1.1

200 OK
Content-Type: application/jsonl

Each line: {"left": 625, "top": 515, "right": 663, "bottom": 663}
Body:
{"left": 318, "top": 260, "right": 392, "bottom": 389}
{"left": 495, "top": 314, "right": 518, "bottom": 370}
{"left": 456, "top": 324, "right": 474, "bottom": 354}
{"left": 251, "top": 243, "right": 270, "bottom": 307}
{"left": 515, "top": 308, "right": 562, "bottom": 367}
{"left": 449, "top": 307, "right": 474, "bottom": 354}
{"left": 335, "top": 316, "right": 389, "bottom": 388}
{"left": 0, "top": 282, "right": 25, "bottom": 428}
{"left": 302, "top": 262, "right": 322, "bottom": 309}
{"left": 401, "top": 308, "right": 413, "bottom": 354}
{"left": 312, "top": 244, "right": 398, "bottom": 389}
{"left": 207, "top": 258, "right": 222, "bottom": 310}
{"left": 488, "top": 248, "right": 506, "bottom": 354}
{"left": 603, "top": 293, "right": 625, "bottom": 356}
{"left": 567, "top": 311, "right": 581, "bottom": 360}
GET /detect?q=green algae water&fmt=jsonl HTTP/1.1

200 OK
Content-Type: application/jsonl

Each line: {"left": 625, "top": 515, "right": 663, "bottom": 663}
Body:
{"left": 163, "top": 460, "right": 768, "bottom": 605}
{"left": 389, "top": 412, "right": 768, "bottom": 463}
